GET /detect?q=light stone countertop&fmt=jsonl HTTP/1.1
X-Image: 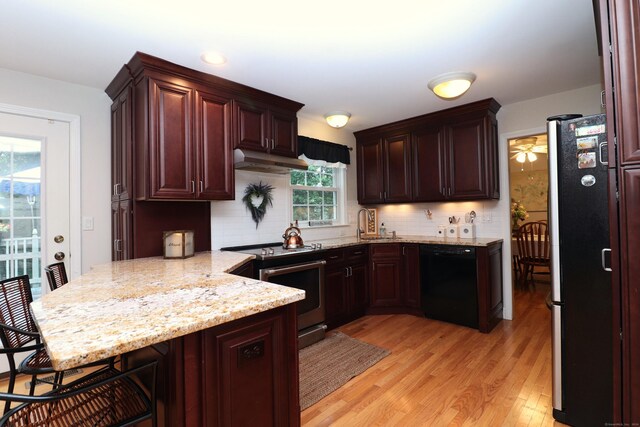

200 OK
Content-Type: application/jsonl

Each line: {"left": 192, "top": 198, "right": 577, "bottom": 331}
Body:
{"left": 314, "top": 234, "right": 503, "bottom": 248}
{"left": 31, "top": 251, "right": 305, "bottom": 371}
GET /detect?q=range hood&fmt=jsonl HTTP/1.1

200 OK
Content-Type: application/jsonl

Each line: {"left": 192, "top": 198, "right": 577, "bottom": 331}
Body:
{"left": 233, "top": 149, "right": 308, "bottom": 174}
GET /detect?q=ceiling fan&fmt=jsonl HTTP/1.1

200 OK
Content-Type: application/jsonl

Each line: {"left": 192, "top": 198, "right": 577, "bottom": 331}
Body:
{"left": 510, "top": 136, "right": 547, "bottom": 163}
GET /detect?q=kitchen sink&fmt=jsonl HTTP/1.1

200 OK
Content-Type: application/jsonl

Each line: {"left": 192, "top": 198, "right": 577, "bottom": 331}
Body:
{"left": 358, "top": 236, "right": 402, "bottom": 241}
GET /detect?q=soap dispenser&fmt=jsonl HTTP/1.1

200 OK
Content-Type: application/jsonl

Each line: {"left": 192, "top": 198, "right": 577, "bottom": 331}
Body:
{"left": 379, "top": 222, "right": 386, "bottom": 237}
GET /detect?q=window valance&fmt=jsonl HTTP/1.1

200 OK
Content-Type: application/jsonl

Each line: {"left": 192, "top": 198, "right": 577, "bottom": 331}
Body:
{"left": 298, "top": 136, "right": 351, "bottom": 167}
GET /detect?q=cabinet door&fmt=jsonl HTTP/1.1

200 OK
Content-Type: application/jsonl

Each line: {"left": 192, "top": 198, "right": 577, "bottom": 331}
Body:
{"left": 234, "top": 100, "right": 269, "bottom": 153}
{"left": 383, "top": 134, "right": 412, "bottom": 202}
{"left": 111, "top": 87, "right": 133, "bottom": 201}
{"left": 370, "top": 258, "right": 402, "bottom": 307}
{"left": 195, "top": 90, "right": 234, "bottom": 200}
{"left": 357, "top": 138, "right": 384, "bottom": 204}
{"left": 148, "top": 78, "right": 194, "bottom": 199}
{"left": 111, "top": 199, "right": 132, "bottom": 261}
{"left": 402, "top": 244, "right": 420, "bottom": 308}
{"left": 621, "top": 167, "right": 640, "bottom": 421}
{"left": 412, "top": 126, "right": 447, "bottom": 201}
{"left": 349, "top": 262, "right": 369, "bottom": 317}
{"left": 325, "top": 266, "right": 349, "bottom": 329}
{"left": 269, "top": 108, "right": 298, "bottom": 158}
{"left": 445, "top": 117, "right": 489, "bottom": 200}
{"left": 610, "top": 0, "right": 640, "bottom": 165}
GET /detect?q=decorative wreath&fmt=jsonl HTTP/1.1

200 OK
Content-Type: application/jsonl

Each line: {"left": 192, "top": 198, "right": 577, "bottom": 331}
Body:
{"left": 242, "top": 182, "right": 274, "bottom": 228}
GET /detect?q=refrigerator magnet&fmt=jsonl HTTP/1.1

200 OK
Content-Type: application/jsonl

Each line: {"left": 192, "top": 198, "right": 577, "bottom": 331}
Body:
{"left": 578, "top": 152, "right": 596, "bottom": 169}
{"left": 576, "top": 136, "right": 598, "bottom": 149}
{"left": 575, "top": 124, "right": 605, "bottom": 136}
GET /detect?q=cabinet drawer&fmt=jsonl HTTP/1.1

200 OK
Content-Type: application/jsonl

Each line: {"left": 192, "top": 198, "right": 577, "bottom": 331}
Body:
{"left": 370, "top": 243, "right": 401, "bottom": 258}
{"left": 324, "top": 248, "right": 345, "bottom": 264}
{"left": 345, "top": 245, "right": 368, "bottom": 262}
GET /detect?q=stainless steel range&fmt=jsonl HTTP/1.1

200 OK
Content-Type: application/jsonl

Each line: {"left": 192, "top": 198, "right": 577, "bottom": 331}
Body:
{"left": 221, "top": 242, "right": 327, "bottom": 348}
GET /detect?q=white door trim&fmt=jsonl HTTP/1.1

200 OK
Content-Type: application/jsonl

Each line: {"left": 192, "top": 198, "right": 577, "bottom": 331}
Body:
{"left": 0, "top": 102, "right": 82, "bottom": 279}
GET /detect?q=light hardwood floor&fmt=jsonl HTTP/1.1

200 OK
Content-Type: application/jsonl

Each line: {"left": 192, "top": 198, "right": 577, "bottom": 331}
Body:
{"left": 302, "top": 285, "right": 566, "bottom": 426}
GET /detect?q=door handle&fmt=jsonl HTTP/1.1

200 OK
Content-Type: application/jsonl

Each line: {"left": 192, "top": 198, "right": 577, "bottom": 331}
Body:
{"left": 54, "top": 252, "right": 65, "bottom": 261}
{"left": 598, "top": 142, "right": 608, "bottom": 165}
{"left": 601, "top": 248, "right": 612, "bottom": 272}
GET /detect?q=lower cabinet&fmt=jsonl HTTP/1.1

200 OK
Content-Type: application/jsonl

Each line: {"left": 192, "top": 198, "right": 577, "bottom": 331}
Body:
{"left": 324, "top": 246, "right": 369, "bottom": 329}
{"left": 476, "top": 242, "right": 504, "bottom": 333}
{"left": 369, "top": 243, "right": 421, "bottom": 313}
{"left": 122, "top": 304, "right": 300, "bottom": 427}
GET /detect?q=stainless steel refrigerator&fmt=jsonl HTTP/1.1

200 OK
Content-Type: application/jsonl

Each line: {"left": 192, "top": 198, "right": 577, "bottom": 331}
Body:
{"left": 547, "top": 113, "right": 613, "bottom": 425}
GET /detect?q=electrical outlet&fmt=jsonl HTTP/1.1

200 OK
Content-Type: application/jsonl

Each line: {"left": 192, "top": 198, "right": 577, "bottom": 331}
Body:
{"left": 481, "top": 212, "right": 492, "bottom": 223}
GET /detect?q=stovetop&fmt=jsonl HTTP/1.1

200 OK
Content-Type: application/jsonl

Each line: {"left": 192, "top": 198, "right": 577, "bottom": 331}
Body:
{"left": 220, "top": 242, "right": 325, "bottom": 260}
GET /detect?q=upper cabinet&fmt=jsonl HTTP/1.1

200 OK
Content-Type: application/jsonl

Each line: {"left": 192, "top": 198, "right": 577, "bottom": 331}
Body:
{"left": 355, "top": 98, "right": 501, "bottom": 204}
{"left": 356, "top": 133, "right": 412, "bottom": 203}
{"left": 106, "top": 52, "right": 304, "bottom": 201}
{"left": 235, "top": 100, "right": 298, "bottom": 158}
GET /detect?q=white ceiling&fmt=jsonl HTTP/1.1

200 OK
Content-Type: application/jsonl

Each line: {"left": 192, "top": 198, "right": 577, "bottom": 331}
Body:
{"left": 0, "top": 0, "right": 601, "bottom": 132}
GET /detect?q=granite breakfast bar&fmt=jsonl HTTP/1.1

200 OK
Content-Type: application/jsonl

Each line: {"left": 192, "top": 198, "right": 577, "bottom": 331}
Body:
{"left": 30, "top": 251, "right": 305, "bottom": 427}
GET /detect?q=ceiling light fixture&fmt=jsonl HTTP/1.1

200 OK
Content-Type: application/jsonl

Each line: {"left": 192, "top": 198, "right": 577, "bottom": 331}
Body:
{"left": 201, "top": 52, "right": 227, "bottom": 65}
{"left": 324, "top": 111, "right": 351, "bottom": 128}
{"left": 427, "top": 71, "right": 476, "bottom": 99}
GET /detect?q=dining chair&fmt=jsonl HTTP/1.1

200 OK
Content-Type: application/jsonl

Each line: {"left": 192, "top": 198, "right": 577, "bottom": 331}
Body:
{"left": 515, "top": 221, "right": 550, "bottom": 290}
{"left": 0, "top": 275, "right": 115, "bottom": 414}
{"left": 43, "top": 262, "right": 68, "bottom": 291}
{"left": 0, "top": 361, "right": 157, "bottom": 426}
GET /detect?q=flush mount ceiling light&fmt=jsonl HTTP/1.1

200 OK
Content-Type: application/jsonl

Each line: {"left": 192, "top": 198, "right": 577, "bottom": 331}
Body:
{"left": 200, "top": 52, "right": 227, "bottom": 65}
{"left": 324, "top": 111, "right": 351, "bottom": 128}
{"left": 427, "top": 72, "right": 476, "bottom": 99}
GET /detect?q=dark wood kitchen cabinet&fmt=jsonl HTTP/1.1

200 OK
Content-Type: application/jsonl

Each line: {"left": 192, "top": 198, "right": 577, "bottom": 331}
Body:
{"left": 123, "top": 304, "right": 300, "bottom": 427}
{"left": 234, "top": 99, "right": 298, "bottom": 158}
{"left": 475, "top": 242, "right": 503, "bottom": 333}
{"left": 401, "top": 243, "right": 421, "bottom": 310}
{"left": 369, "top": 244, "right": 403, "bottom": 308}
{"left": 355, "top": 98, "right": 501, "bottom": 204}
{"left": 111, "top": 86, "right": 133, "bottom": 202}
{"left": 598, "top": 0, "right": 640, "bottom": 421}
{"left": 324, "top": 246, "right": 369, "bottom": 329}
{"left": 106, "top": 52, "right": 304, "bottom": 260}
{"left": 357, "top": 133, "right": 412, "bottom": 203}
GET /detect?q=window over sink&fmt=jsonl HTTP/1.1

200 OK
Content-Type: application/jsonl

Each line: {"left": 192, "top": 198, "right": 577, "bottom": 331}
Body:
{"left": 289, "top": 165, "right": 346, "bottom": 227}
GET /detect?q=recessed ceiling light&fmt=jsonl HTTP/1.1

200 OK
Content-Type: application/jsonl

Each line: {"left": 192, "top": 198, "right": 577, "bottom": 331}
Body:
{"left": 201, "top": 52, "right": 227, "bottom": 65}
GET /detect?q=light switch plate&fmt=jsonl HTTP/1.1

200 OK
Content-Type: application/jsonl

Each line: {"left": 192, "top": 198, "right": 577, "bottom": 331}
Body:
{"left": 82, "top": 216, "right": 94, "bottom": 231}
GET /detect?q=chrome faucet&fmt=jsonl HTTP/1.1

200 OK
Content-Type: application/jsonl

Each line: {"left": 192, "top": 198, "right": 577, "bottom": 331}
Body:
{"left": 356, "top": 208, "right": 373, "bottom": 240}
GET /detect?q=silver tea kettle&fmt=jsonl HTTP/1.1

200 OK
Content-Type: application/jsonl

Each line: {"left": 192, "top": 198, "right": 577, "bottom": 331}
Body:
{"left": 282, "top": 222, "right": 304, "bottom": 249}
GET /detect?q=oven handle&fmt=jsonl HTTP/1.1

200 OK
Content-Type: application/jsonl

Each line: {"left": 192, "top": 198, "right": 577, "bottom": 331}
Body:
{"left": 260, "top": 260, "right": 326, "bottom": 278}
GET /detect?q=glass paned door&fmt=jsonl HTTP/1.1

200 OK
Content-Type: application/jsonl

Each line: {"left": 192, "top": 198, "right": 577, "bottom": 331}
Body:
{"left": 0, "top": 136, "right": 42, "bottom": 297}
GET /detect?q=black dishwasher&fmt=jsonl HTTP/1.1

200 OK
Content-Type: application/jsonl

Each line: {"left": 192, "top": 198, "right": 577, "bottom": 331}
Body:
{"left": 420, "top": 245, "right": 478, "bottom": 329}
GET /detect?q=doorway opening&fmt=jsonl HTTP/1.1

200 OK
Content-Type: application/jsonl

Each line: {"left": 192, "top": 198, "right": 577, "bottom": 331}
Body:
{"left": 508, "top": 132, "right": 551, "bottom": 293}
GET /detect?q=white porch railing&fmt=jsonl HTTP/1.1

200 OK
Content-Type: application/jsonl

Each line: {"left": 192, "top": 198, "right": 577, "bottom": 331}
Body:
{"left": 0, "top": 233, "right": 41, "bottom": 298}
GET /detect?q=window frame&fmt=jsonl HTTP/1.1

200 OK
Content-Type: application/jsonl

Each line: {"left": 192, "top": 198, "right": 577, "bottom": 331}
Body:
{"left": 288, "top": 166, "right": 347, "bottom": 228}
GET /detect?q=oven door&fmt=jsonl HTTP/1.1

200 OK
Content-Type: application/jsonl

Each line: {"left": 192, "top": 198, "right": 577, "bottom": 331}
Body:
{"left": 259, "top": 260, "right": 325, "bottom": 331}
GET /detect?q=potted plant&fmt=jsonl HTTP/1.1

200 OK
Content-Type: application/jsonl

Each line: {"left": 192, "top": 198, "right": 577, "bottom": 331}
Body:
{"left": 511, "top": 200, "right": 529, "bottom": 234}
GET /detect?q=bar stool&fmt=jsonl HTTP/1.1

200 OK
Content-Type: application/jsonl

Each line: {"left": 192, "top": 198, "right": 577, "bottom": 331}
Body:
{"left": 43, "top": 262, "right": 68, "bottom": 291}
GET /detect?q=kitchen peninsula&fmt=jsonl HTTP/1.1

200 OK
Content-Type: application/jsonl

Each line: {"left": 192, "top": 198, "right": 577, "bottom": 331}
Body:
{"left": 31, "top": 251, "right": 304, "bottom": 426}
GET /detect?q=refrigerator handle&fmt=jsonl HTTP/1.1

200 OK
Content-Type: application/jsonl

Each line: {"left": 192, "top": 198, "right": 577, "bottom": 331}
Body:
{"left": 598, "top": 142, "right": 608, "bottom": 165}
{"left": 601, "top": 248, "right": 612, "bottom": 272}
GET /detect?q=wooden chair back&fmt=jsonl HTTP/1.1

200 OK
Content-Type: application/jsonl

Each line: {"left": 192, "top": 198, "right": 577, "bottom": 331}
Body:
{"left": 516, "top": 221, "right": 550, "bottom": 263}
{"left": 44, "top": 262, "right": 68, "bottom": 291}
{"left": 0, "top": 275, "right": 37, "bottom": 350}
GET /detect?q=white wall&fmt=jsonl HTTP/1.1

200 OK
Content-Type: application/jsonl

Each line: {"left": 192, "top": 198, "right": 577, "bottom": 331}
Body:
{"left": 0, "top": 68, "right": 112, "bottom": 274}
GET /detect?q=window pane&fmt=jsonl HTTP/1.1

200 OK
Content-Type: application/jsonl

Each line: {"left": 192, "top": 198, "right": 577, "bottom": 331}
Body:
{"left": 323, "top": 191, "right": 335, "bottom": 205}
{"left": 309, "top": 206, "right": 322, "bottom": 220}
{"left": 323, "top": 206, "right": 335, "bottom": 220}
{"left": 306, "top": 173, "right": 320, "bottom": 186}
{"left": 309, "top": 190, "right": 323, "bottom": 205}
{"left": 290, "top": 170, "right": 306, "bottom": 186}
{"left": 308, "top": 165, "right": 321, "bottom": 173}
{"left": 293, "top": 206, "right": 308, "bottom": 221}
{"left": 292, "top": 190, "right": 308, "bottom": 204}
{"left": 320, "top": 173, "right": 333, "bottom": 187}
